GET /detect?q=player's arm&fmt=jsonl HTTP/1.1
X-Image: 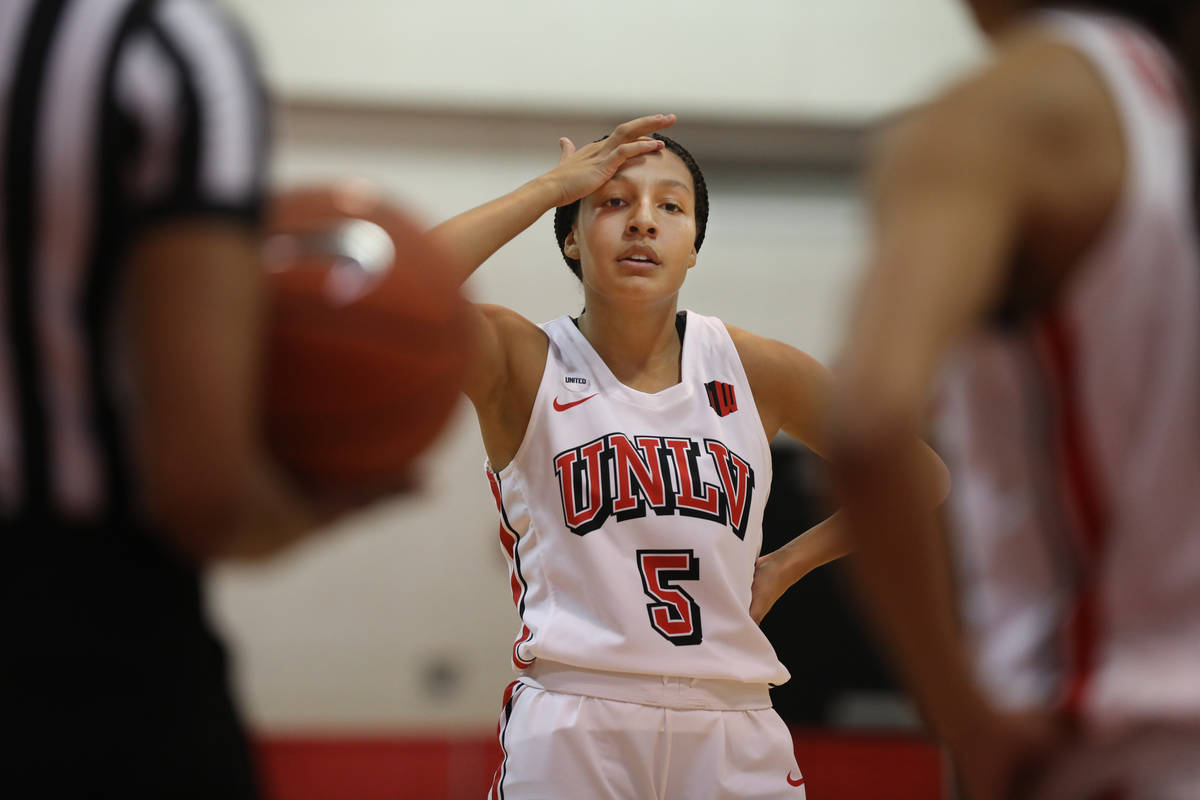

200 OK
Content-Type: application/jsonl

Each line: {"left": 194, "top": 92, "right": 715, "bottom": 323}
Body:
{"left": 428, "top": 115, "right": 677, "bottom": 462}
{"left": 828, "top": 31, "right": 1122, "bottom": 774}
{"left": 118, "top": 3, "right": 321, "bottom": 560}
{"left": 730, "top": 327, "right": 949, "bottom": 623}
{"left": 730, "top": 329, "right": 850, "bottom": 599}
{"left": 127, "top": 222, "right": 320, "bottom": 560}
{"left": 831, "top": 85, "right": 1026, "bottom": 758}
{"left": 426, "top": 114, "right": 678, "bottom": 286}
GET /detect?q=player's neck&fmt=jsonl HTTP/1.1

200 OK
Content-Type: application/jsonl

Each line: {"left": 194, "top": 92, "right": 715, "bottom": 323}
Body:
{"left": 577, "top": 301, "right": 682, "bottom": 391}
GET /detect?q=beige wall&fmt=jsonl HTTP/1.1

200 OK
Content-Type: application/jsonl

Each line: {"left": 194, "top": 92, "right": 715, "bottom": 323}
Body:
{"left": 222, "top": 0, "right": 983, "bottom": 122}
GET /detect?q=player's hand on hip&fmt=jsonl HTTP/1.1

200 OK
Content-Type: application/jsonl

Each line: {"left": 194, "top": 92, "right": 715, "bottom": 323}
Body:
{"left": 749, "top": 551, "right": 796, "bottom": 624}
{"left": 542, "top": 114, "right": 677, "bottom": 207}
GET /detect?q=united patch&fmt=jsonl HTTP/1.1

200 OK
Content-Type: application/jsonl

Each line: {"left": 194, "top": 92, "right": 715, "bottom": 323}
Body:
{"left": 704, "top": 380, "right": 737, "bottom": 417}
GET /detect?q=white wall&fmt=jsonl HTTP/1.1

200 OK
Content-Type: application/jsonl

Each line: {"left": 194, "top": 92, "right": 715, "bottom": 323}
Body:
{"left": 222, "top": 0, "right": 984, "bottom": 122}
{"left": 209, "top": 0, "right": 986, "bottom": 732}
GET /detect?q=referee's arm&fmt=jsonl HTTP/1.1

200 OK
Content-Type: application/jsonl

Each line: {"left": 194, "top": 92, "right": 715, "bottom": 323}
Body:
{"left": 117, "top": 1, "right": 317, "bottom": 560}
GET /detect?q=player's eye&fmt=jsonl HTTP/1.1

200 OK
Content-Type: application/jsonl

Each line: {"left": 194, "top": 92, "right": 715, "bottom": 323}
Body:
{"left": 602, "top": 197, "right": 625, "bottom": 208}
{"left": 662, "top": 202, "right": 682, "bottom": 213}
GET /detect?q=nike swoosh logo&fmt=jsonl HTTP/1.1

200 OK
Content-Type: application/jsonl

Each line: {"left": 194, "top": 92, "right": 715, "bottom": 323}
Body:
{"left": 553, "top": 393, "right": 597, "bottom": 412}
{"left": 787, "top": 772, "right": 805, "bottom": 787}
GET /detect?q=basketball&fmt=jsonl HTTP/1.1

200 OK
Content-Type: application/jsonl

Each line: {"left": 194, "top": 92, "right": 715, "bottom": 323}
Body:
{"left": 261, "top": 182, "right": 471, "bottom": 499}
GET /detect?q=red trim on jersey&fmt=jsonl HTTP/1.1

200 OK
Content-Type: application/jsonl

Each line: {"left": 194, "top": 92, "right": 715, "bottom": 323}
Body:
{"left": 1038, "top": 315, "right": 1109, "bottom": 717}
{"left": 486, "top": 469, "right": 505, "bottom": 516}
{"left": 489, "top": 680, "right": 522, "bottom": 799}
{"left": 497, "top": 525, "right": 522, "bottom": 607}
{"left": 487, "top": 474, "right": 523, "bottom": 605}
{"left": 1106, "top": 20, "right": 1182, "bottom": 112}
{"left": 512, "top": 625, "right": 535, "bottom": 670}
{"left": 486, "top": 469, "right": 536, "bottom": 670}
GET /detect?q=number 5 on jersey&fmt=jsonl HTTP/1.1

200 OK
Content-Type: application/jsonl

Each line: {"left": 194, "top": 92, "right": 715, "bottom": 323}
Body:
{"left": 637, "top": 549, "right": 703, "bottom": 646}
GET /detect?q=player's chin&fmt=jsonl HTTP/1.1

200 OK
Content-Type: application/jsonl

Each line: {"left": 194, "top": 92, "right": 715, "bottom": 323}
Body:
{"left": 611, "top": 267, "right": 686, "bottom": 290}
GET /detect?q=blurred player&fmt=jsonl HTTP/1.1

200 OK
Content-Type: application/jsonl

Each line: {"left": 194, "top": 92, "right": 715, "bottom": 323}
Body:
{"left": 429, "top": 116, "right": 946, "bottom": 799}
{"left": 1, "top": 0, "right": 351, "bottom": 795}
{"left": 831, "top": 2, "right": 1200, "bottom": 798}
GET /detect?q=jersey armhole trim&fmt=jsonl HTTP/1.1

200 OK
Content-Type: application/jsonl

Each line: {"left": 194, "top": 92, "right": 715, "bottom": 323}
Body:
{"left": 1033, "top": 12, "right": 1151, "bottom": 280}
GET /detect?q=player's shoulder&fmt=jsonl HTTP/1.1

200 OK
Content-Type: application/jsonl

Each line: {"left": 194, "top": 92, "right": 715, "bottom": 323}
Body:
{"left": 723, "top": 322, "right": 776, "bottom": 364}
{"left": 723, "top": 323, "right": 826, "bottom": 392}
{"left": 988, "top": 23, "right": 1120, "bottom": 133}
{"left": 883, "top": 23, "right": 1117, "bottom": 167}
{"left": 724, "top": 323, "right": 833, "bottom": 444}
{"left": 476, "top": 303, "right": 544, "bottom": 333}
{"left": 724, "top": 322, "right": 810, "bottom": 359}
{"left": 474, "top": 303, "right": 549, "bottom": 377}
{"left": 481, "top": 300, "right": 548, "bottom": 342}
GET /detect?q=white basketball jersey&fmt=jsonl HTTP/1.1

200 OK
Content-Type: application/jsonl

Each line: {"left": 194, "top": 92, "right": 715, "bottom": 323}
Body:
{"left": 937, "top": 11, "right": 1200, "bottom": 730}
{"left": 486, "top": 311, "right": 789, "bottom": 686}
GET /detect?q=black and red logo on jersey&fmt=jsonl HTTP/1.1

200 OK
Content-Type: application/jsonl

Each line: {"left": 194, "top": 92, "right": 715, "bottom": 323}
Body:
{"left": 705, "top": 380, "right": 738, "bottom": 417}
{"left": 553, "top": 433, "right": 755, "bottom": 539}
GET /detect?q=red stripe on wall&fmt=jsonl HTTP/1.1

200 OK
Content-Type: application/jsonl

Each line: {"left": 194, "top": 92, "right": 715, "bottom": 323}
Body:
{"left": 256, "top": 729, "right": 949, "bottom": 800}
{"left": 257, "top": 735, "right": 500, "bottom": 800}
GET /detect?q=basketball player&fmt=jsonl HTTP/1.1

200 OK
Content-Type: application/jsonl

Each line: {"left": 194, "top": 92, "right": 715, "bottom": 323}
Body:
{"left": 2, "top": 1, "right": 340, "bottom": 795}
{"left": 831, "top": 2, "right": 1200, "bottom": 798}
{"left": 430, "top": 117, "right": 947, "bottom": 799}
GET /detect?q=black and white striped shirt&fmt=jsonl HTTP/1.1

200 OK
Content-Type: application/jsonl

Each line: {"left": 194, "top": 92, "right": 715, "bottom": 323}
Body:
{"left": 1, "top": 0, "right": 267, "bottom": 527}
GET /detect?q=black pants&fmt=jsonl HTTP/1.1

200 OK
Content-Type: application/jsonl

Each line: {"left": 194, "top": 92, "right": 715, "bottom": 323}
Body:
{"left": 5, "top": 522, "right": 259, "bottom": 798}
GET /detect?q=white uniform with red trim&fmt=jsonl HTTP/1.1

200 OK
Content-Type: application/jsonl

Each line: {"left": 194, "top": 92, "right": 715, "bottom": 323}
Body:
{"left": 485, "top": 310, "right": 804, "bottom": 800}
{"left": 936, "top": 11, "right": 1200, "bottom": 797}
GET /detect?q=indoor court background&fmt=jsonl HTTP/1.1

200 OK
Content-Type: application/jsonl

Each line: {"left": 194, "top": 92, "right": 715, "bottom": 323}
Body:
{"left": 208, "top": 2, "right": 985, "bottom": 796}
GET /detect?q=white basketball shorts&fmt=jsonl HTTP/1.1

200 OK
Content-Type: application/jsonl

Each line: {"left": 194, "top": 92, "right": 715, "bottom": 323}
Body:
{"left": 487, "top": 677, "right": 807, "bottom": 800}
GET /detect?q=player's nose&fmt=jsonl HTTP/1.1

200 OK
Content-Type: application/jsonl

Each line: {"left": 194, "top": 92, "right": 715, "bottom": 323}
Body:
{"left": 626, "top": 198, "right": 656, "bottom": 236}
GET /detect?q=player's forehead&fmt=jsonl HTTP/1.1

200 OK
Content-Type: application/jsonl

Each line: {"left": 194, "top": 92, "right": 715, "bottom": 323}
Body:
{"left": 605, "top": 148, "right": 694, "bottom": 195}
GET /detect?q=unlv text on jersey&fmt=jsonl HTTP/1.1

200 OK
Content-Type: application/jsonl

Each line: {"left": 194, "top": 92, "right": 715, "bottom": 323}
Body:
{"left": 553, "top": 433, "right": 755, "bottom": 539}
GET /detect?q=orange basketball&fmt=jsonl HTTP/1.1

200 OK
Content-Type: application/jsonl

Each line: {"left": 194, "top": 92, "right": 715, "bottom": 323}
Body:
{"left": 261, "top": 182, "right": 471, "bottom": 499}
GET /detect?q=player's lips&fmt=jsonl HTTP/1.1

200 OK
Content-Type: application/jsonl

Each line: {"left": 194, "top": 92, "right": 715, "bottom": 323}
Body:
{"left": 616, "top": 245, "right": 661, "bottom": 267}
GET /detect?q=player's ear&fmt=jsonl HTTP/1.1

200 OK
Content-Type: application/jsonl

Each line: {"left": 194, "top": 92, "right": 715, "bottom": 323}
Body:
{"left": 563, "top": 228, "right": 581, "bottom": 261}
{"left": 686, "top": 247, "right": 697, "bottom": 270}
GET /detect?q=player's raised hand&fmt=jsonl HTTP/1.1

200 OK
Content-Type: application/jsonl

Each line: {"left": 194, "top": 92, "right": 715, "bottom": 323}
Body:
{"left": 542, "top": 114, "right": 677, "bottom": 207}
{"left": 425, "top": 114, "right": 676, "bottom": 288}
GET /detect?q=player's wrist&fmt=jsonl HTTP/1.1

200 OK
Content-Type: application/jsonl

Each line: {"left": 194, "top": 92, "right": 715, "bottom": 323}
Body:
{"left": 764, "top": 541, "right": 809, "bottom": 587}
{"left": 524, "top": 174, "right": 569, "bottom": 211}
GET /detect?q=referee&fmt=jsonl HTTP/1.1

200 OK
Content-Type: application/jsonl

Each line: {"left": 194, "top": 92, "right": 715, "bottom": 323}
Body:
{"left": 3, "top": 1, "right": 325, "bottom": 795}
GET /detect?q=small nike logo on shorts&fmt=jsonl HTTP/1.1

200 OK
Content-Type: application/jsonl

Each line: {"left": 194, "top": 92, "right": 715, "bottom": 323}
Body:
{"left": 553, "top": 394, "right": 597, "bottom": 412}
{"left": 787, "top": 771, "right": 805, "bottom": 787}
